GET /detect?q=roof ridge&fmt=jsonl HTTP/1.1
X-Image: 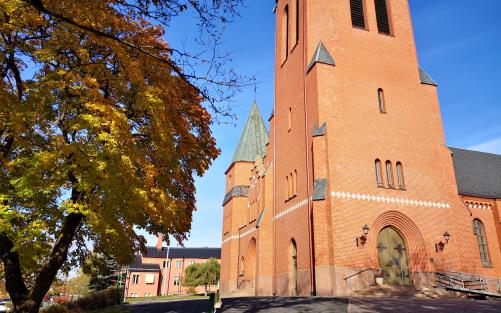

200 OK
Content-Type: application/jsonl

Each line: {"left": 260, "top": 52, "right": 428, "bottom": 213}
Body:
{"left": 450, "top": 147, "right": 501, "bottom": 157}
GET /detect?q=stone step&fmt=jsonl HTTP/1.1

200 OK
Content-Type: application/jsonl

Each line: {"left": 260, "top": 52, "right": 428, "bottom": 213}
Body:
{"left": 352, "top": 285, "right": 457, "bottom": 299}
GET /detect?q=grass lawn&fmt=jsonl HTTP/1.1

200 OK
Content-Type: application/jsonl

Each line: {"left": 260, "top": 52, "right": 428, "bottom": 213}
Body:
{"left": 92, "top": 305, "right": 131, "bottom": 313}
{"left": 125, "top": 294, "right": 208, "bottom": 304}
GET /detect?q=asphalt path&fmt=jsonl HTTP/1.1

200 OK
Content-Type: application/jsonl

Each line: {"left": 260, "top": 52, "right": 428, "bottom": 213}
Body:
{"left": 127, "top": 297, "right": 501, "bottom": 313}
{"left": 127, "top": 297, "right": 349, "bottom": 313}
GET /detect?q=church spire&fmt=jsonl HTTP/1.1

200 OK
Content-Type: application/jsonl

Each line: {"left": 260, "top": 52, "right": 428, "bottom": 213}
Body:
{"left": 232, "top": 102, "right": 269, "bottom": 163}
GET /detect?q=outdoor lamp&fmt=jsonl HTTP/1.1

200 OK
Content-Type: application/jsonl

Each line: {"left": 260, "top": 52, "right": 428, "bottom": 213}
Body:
{"left": 435, "top": 231, "right": 451, "bottom": 252}
{"left": 356, "top": 225, "right": 370, "bottom": 247}
{"left": 443, "top": 231, "right": 451, "bottom": 244}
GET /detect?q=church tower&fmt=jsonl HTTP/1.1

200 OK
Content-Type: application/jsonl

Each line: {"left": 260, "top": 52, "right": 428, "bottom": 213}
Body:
{"left": 221, "top": 1, "right": 501, "bottom": 298}
{"left": 272, "top": 0, "right": 501, "bottom": 296}
{"left": 220, "top": 103, "right": 273, "bottom": 295}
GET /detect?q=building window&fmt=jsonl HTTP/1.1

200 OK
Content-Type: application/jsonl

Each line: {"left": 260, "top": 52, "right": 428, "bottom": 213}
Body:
{"left": 176, "top": 260, "right": 182, "bottom": 268}
{"left": 288, "top": 107, "right": 292, "bottom": 131}
{"left": 293, "top": 170, "right": 297, "bottom": 196}
{"left": 130, "top": 293, "right": 138, "bottom": 298}
{"left": 145, "top": 274, "right": 155, "bottom": 285}
{"left": 396, "top": 162, "right": 405, "bottom": 189}
{"left": 385, "top": 161, "right": 394, "bottom": 188}
{"left": 295, "top": 0, "right": 300, "bottom": 44}
{"left": 375, "top": 159, "right": 383, "bottom": 186}
{"left": 473, "top": 219, "right": 491, "bottom": 267}
{"left": 240, "top": 256, "right": 245, "bottom": 276}
{"left": 132, "top": 274, "right": 139, "bottom": 285}
{"left": 350, "top": 0, "right": 366, "bottom": 29}
{"left": 173, "top": 275, "right": 180, "bottom": 286}
{"left": 189, "top": 260, "right": 195, "bottom": 266}
{"left": 378, "top": 88, "right": 386, "bottom": 113}
{"left": 282, "top": 5, "right": 290, "bottom": 62}
{"left": 285, "top": 176, "right": 289, "bottom": 201}
{"left": 144, "top": 293, "right": 151, "bottom": 297}
{"left": 375, "top": 0, "right": 391, "bottom": 35}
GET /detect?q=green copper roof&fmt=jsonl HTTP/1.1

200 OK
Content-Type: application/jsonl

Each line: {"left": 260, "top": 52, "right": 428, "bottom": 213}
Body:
{"left": 232, "top": 102, "right": 269, "bottom": 163}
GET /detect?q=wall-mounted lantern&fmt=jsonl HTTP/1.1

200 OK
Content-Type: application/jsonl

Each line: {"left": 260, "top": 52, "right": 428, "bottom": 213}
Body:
{"left": 435, "top": 231, "right": 451, "bottom": 252}
{"left": 356, "top": 225, "right": 370, "bottom": 247}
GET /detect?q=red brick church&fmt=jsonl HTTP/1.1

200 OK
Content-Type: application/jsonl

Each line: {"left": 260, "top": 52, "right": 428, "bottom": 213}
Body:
{"left": 220, "top": 0, "right": 501, "bottom": 297}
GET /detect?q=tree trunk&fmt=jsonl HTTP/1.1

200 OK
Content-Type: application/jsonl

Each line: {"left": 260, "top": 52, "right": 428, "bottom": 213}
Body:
{"left": 1, "top": 212, "right": 84, "bottom": 313}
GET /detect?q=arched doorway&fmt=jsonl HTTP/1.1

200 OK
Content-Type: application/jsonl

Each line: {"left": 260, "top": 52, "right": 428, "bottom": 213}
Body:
{"left": 246, "top": 238, "right": 257, "bottom": 289}
{"left": 290, "top": 239, "right": 298, "bottom": 296}
{"left": 377, "top": 227, "right": 411, "bottom": 285}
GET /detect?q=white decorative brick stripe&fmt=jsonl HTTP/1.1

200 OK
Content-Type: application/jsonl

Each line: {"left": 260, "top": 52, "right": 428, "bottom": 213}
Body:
{"left": 465, "top": 201, "right": 492, "bottom": 210}
{"left": 274, "top": 198, "right": 309, "bottom": 221}
{"left": 331, "top": 191, "right": 450, "bottom": 209}
{"left": 221, "top": 227, "right": 256, "bottom": 245}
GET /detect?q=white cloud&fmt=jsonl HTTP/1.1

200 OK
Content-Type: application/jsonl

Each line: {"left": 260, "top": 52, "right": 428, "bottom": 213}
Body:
{"left": 469, "top": 137, "right": 501, "bottom": 155}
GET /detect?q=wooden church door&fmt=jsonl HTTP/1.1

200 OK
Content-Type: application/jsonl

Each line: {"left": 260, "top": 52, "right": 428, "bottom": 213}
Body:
{"left": 377, "top": 227, "right": 411, "bottom": 285}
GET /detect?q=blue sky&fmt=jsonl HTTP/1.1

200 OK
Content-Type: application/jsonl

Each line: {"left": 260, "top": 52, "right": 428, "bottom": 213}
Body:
{"left": 144, "top": 0, "right": 501, "bottom": 248}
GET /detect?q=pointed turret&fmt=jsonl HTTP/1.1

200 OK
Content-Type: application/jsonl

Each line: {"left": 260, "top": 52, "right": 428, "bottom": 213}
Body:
{"left": 232, "top": 102, "right": 269, "bottom": 163}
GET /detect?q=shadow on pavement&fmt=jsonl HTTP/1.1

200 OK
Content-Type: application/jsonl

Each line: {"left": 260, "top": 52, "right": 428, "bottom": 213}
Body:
{"left": 222, "top": 297, "right": 348, "bottom": 313}
{"left": 127, "top": 297, "right": 348, "bottom": 313}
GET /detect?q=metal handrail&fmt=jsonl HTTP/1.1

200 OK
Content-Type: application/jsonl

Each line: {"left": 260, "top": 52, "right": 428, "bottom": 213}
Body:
{"left": 344, "top": 268, "right": 374, "bottom": 281}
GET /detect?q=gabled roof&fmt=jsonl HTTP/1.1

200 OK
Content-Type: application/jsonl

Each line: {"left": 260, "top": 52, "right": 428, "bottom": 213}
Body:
{"left": 308, "top": 42, "right": 335, "bottom": 72}
{"left": 144, "top": 247, "right": 221, "bottom": 259}
{"left": 450, "top": 147, "right": 501, "bottom": 199}
{"left": 232, "top": 102, "right": 269, "bottom": 163}
{"left": 419, "top": 66, "right": 438, "bottom": 86}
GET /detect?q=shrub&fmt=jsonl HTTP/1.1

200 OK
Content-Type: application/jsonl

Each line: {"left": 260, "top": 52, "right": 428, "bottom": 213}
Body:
{"left": 41, "top": 288, "right": 120, "bottom": 313}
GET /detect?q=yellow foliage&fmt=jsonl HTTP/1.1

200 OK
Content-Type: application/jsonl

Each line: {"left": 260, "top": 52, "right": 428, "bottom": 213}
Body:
{"left": 0, "top": 0, "right": 220, "bottom": 276}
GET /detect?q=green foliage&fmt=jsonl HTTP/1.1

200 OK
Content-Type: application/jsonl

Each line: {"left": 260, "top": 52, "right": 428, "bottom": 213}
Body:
{"left": 82, "top": 254, "right": 119, "bottom": 291}
{"left": 65, "top": 270, "right": 90, "bottom": 296}
{"left": 182, "top": 258, "right": 220, "bottom": 292}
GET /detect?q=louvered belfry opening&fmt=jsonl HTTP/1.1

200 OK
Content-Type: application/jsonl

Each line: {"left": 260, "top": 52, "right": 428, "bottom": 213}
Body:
{"left": 350, "top": 0, "right": 366, "bottom": 29}
{"left": 375, "top": 0, "right": 391, "bottom": 35}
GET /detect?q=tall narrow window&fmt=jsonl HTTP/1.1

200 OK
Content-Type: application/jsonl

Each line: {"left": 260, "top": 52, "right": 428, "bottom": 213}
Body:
{"left": 473, "top": 219, "right": 491, "bottom": 267}
{"left": 385, "top": 161, "right": 394, "bottom": 188}
{"left": 375, "top": 0, "right": 391, "bottom": 35}
{"left": 286, "top": 176, "right": 289, "bottom": 200}
{"left": 378, "top": 88, "right": 386, "bottom": 113}
{"left": 282, "top": 6, "right": 289, "bottom": 61}
{"left": 396, "top": 162, "right": 405, "bottom": 189}
{"left": 289, "top": 173, "right": 293, "bottom": 197}
{"left": 288, "top": 107, "right": 292, "bottom": 131}
{"left": 293, "top": 170, "right": 297, "bottom": 195}
{"left": 375, "top": 159, "right": 383, "bottom": 186}
{"left": 295, "top": 0, "right": 300, "bottom": 44}
{"left": 350, "top": 0, "right": 366, "bottom": 29}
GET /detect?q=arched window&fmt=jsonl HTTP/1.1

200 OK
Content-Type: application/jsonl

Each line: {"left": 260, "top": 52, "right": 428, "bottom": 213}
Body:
{"left": 288, "top": 107, "right": 292, "bottom": 131}
{"left": 282, "top": 5, "right": 289, "bottom": 61}
{"left": 385, "top": 161, "right": 394, "bottom": 188}
{"left": 295, "top": 0, "right": 300, "bottom": 44}
{"left": 285, "top": 176, "right": 289, "bottom": 200}
{"left": 378, "top": 88, "right": 386, "bottom": 113}
{"left": 375, "top": 159, "right": 383, "bottom": 186}
{"left": 473, "top": 219, "right": 491, "bottom": 267}
{"left": 240, "top": 256, "right": 245, "bottom": 276}
{"left": 396, "top": 162, "right": 405, "bottom": 189}
{"left": 290, "top": 239, "right": 298, "bottom": 296}
{"left": 375, "top": 0, "right": 391, "bottom": 35}
{"left": 293, "top": 170, "right": 297, "bottom": 195}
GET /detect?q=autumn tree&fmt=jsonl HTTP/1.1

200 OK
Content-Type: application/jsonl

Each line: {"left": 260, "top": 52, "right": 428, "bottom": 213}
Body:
{"left": 0, "top": 1, "right": 243, "bottom": 312}
{"left": 183, "top": 258, "right": 220, "bottom": 295}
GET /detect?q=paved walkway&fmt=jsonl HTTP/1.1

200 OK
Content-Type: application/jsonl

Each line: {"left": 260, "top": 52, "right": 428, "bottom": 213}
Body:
{"left": 350, "top": 297, "right": 501, "bottom": 313}
{"left": 127, "top": 297, "right": 500, "bottom": 313}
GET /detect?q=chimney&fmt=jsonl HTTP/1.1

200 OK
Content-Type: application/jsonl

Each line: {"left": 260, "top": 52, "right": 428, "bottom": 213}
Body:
{"left": 156, "top": 234, "right": 163, "bottom": 250}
